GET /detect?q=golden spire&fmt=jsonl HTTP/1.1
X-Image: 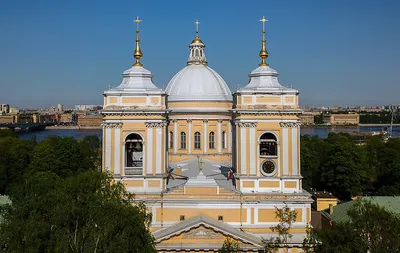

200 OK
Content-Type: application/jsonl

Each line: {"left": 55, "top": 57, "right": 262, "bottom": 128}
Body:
{"left": 133, "top": 17, "right": 143, "bottom": 67}
{"left": 259, "top": 16, "right": 269, "bottom": 66}
{"left": 192, "top": 20, "right": 203, "bottom": 44}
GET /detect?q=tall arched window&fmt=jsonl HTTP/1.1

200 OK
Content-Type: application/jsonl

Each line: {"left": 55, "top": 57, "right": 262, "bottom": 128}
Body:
{"left": 169, "top": 131, "right": 173, "bottom": 149}
{"left": 222, "top": 131, "right": 226, "bottom": 149}
{"left": 125, "top": 133, "right": 143, "bottom": 175}
{"left": 180, "top": 132, "right": 186, "bottom": 149}
{"left": 209, "top": 132, "right": 215, "bottom": 149}
{"left": 194, "top": 132, "right": 201, "bottom": 149}
{"left": 259, "top": 133, "right": 278, "bottom": 156}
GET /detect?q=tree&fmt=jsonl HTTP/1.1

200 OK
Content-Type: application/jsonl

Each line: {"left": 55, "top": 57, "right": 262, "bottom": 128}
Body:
{"left": 218, "top": 238, "right": 240, "bottom": 253}
{"left": 306, "top": 199, "right": 400, "bottom": 252}
{"left": 28, "top": 136, "right": 93, "bottom": 177}
{"left": 0, "top": 170, "right": 155, "bottom": 252}
{"left": 0, "top": 136, "right": 35, "bottom": 194}
{"left": 320, "top": 133, "right": 368, "bottom": 200}
{"left": 264, "top": 206, "right": 297, "bottom": 253}
{"left": 79, "top": 135, "right": 101, "bottom": 170}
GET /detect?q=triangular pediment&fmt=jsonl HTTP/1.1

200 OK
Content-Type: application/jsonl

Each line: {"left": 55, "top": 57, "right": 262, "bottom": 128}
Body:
{"left": 153, "top": 215, "right": 263, "bottom": 250}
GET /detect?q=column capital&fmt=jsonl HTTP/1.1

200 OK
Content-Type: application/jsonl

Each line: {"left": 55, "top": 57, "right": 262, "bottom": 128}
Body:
{"left": 217, "top": 119, "right": 223, "bottom": 123}
{"left": 203, "top": 119, "right": 208, "bottom": 123}
{"left": 280, "top": 122, "right": 301, "bottom": 128}
{"left": 145, "top": 122, "right": 167, "bottom": 128}
{"left": 237, "top": 122, "right": 257, "bottom": 128}
{"left": 101, "top": 122, "right": 123, "bottom": 129}
{"left": 187, "top": 119, "right": 192, "bottom": 123}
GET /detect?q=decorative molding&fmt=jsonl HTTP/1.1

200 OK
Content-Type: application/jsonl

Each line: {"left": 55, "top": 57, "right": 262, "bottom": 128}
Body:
{"left": 183, "top": 228, "right": 223, "bottom": 239}
{"left": 145, "top": 122, "right": 167, "bottom": 128}
{"left": 237, "top": 122, "right": 257, "bottom": 128}
{"left": 280, "top": 122, "right": 301, "bottom": 128}
{"left": 101, "top": 122, "right": 123, "bottom": 129}
{"left": 172, "top": 119, "right": 178, "bottom": 123}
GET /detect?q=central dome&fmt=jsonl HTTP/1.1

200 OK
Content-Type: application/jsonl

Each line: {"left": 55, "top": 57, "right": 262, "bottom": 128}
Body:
{"left": 165, "top": 34, "right": 232, "bottom": 102}
{"left": 166, "top": 64, "right": 232, "bottom": 102}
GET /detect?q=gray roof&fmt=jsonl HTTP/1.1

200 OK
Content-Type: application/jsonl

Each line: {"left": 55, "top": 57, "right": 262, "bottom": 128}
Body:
{"left": 166, "top": 157, "right": 236, "bottom": 192}
{"left": 153, "top": 214, "right": 263, "bottom": 247}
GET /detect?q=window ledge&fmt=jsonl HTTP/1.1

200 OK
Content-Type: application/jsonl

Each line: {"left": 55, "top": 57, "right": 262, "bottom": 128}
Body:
{"left": 260, "top": 155, "right": 278, "bottom": 159}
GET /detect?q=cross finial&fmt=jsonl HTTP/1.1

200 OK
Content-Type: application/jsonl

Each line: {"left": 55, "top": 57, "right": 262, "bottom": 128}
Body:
{"left": 134, "top": 16, "right": 142, "bottom": 31}
{"left": 194, "top": 20, "right": 200, "bottom": 34}
{"left": 260, "top": 16, "right": 268, "bottom": 33}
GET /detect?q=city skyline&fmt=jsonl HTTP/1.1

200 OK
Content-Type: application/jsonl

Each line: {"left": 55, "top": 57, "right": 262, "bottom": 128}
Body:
{"left": 1, "top": 0, "right": 399, "bottom": 108}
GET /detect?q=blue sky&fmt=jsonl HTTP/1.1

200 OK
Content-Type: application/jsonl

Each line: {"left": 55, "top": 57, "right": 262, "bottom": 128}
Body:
{"left": 0, "top": 0, "right": 399, "bottom": 108}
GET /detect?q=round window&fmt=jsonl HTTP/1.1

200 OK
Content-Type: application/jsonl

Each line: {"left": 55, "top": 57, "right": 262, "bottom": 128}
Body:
{"left": 261, "top": 160, "right": 276, "bottom": 176}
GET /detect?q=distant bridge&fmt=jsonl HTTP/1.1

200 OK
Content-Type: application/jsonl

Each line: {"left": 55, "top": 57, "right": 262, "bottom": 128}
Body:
{"left": 0, "top": 123, "right": 54, "bottom": 132}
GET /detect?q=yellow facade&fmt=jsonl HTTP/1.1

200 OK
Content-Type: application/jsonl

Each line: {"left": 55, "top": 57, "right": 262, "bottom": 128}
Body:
{"left": 101, "top": 21, "right": 312, "bottom": 252}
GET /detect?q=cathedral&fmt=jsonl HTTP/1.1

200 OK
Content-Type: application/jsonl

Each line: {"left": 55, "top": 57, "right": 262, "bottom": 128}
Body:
{"left": 101, "top": 17, "right": 312, "bottom": 252}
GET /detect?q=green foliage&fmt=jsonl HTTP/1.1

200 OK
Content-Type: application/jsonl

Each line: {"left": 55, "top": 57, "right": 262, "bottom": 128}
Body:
{"left": 300, "top": 132, "right": 400, "bottom": 199}
{"left": 0, "top": 136, "right": 35, "bottom": 194}
{"left": 314, "top": 114, "right": 324, "bottom": 124}
{"left": 0, "top": 129, "right": 17, "bottom": 138}
{"left": 264, "top": 206, "right": 297, "bottom": 252}
{"left": 29, "top": 136, "right": 93, "bottom": 177}
{"left": 218, "top": 238, "right": 240, "bottom": 253}
{"left": 78, "top": 135, "right": 102, "bottom": 170}
{"left": 308, "top": 199, "right": 400, "bottom": 252}
{"left": 0, "top": 171, "right": 155, "bottom": 253}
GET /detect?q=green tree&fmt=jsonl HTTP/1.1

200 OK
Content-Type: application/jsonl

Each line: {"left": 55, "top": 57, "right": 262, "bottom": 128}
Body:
{"left": 320, "top": 133, "right": 368, "bottom": 200}
{"left": 218, "top": 238, "right": 240, "bottom": 253}
{"left": 0, "top": 170, "right": 155, "bottom": 252}
{"left": 28, "top": 136, "right": 93, "bottom": 177}
{"left": 308, "top": 199, "right": 400, "bottom": 252}
{"left": 264, "top": 206, "right": 297, "bottom": 253}
{"left": 0, "top": 136, "right": 35, "bottom": 194}
{"left": 78, "top": 135, "right": 101, "bottom": 170}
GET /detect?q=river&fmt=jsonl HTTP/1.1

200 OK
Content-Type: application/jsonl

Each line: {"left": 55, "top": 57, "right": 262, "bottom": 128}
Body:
{"left": 16, "top": 126, "right": 400, "bottom": 141}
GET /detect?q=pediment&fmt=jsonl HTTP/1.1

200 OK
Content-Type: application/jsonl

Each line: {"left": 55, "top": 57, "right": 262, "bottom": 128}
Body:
{"left": 153, "top": 215, "right": 263, "bottom": 249}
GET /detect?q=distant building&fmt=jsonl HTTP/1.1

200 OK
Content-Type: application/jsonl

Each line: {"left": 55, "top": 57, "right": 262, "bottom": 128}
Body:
{"left": 59, "top": 113, "right": 74, "bottom": 124}
{"left": 312, "top": 191, "right": 338, "bottom": 211}
{"left": 57, "top": 104, "right": 63, "bottom": 112}
{"left": 75, "top": 105, "right": 103, "bottom": 111}
{"left": 0, "top": 115, "right": 15, "bottom": 124}
{"left": 299, "top": 114, "right": 314, "bottom": 125}
{"left": 0, "top": 104, "right": 9, "bottom": 114}
{"left": 9, "top": 107, "right": 19, "bottom": 114}
{"left": 323, "top": 113, "right": 359, "bottom": 125}
{"left": 77, "top": 114, "right": 102, "bottom": 126}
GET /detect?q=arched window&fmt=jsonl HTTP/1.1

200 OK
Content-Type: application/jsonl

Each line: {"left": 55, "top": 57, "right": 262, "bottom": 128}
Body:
{"left": 125, "top": 133, "right": 143, "bottom": 175}
{"left": 169, "top": 131, "right": 173, "bottom": 149}
{"left": 194, "top": 132, "right": 201, "bottom": 149}
{"left": 209, "top": 132, "right": 215, "bottom": 149}
{"left": 222, "top": 131, "right": 226, "bottom": 149}
{"left": 259, "top": 133, "right": 278, "bottom": 156}
{"left": 180, "top": 132, "right": 186, "bottom": 149}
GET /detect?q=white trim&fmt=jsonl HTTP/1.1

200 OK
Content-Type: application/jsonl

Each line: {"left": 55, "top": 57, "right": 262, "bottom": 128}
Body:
{"left": 114, "top": 127, "right": 121, "bottom": 175}
{"left": 240, "top": 127, "right": 246, "bottom": 175}
{"left": 249, "top": 127, "right": 256, "bottom": 175}
{"left": 282, "top": 128, "right": 289, "bottom": 176}
{"left": 217, "top": 120, "right": 222, "bottom": 153}
{"left": 173, "top": 120, "right": 178, "bottom": 154}
{"left": 156, "top": 127, "right": 162, "bottom": 174}
{"left": 105, "top": 127, "right": 111, "bottom": 172}
{"left": 292, "top": 127, "right": 298, "bottom": 176}
{"left": 228, "top": 122, "right": 232, "bottom": 152}
{"left": 188, "top": 121, "right": 192, "bottom": 154}
{"left": 203, "top": 121, "right": 207, "bottom": 153}
{"left": 146, "top": 127, "right": 153, "bottom": 175}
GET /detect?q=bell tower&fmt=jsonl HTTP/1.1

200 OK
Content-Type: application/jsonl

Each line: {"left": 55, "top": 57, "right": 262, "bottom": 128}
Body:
{"left": 233, "top": 16, "right": 302, "bottom": 194}
{"left": 102, "top": 17, "right": 168, "bottom": 193}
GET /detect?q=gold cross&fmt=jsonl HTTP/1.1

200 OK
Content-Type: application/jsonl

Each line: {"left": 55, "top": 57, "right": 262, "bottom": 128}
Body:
{"left": 259, "top": 16, "right": 268, "bottom": 32}
{"left": 194, "top": 20, "right": 200, "bottom": 34}
{"left": 134, "top": 16, "right": 142, "bottom": 31}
